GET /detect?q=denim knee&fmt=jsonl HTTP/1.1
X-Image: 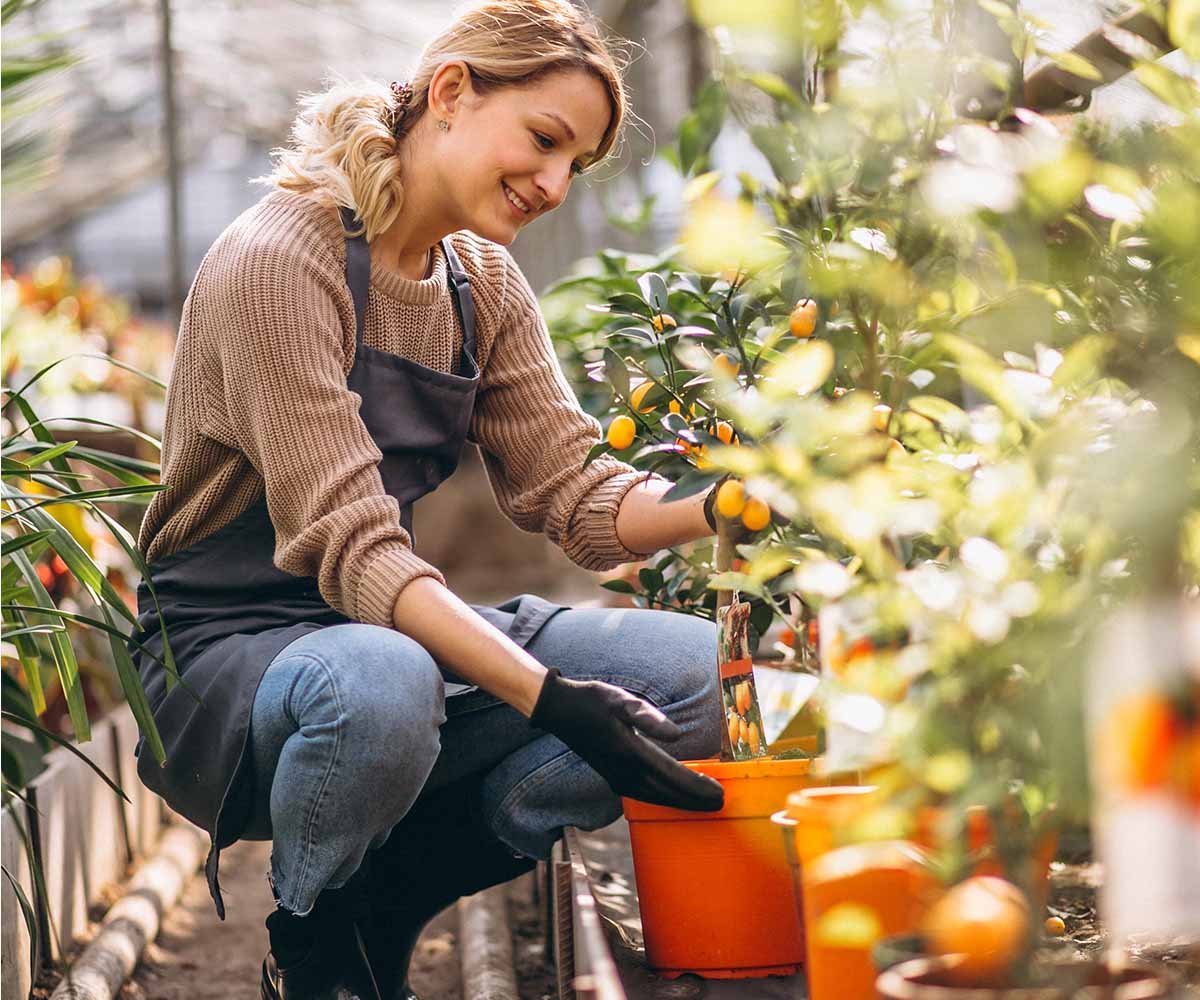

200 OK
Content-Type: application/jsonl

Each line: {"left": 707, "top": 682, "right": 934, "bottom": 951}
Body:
{"left": 279, "top": 624, "right": 446, "bottom": 802}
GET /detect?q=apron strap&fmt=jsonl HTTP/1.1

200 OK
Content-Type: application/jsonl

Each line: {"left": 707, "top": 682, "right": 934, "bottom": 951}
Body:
{"left": 441, "top": 238, "right": 478, "bottom": 374}
{"left": 337, "top": 207, "right": 478, "bottom": 375}
{"left": 338, "top": 206, "right": 371, "bottom": 352}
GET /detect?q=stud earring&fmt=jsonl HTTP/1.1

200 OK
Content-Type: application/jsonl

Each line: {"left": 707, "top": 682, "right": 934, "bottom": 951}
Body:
{"left": 437, "top": 119, "right": 450, "bottom": 132}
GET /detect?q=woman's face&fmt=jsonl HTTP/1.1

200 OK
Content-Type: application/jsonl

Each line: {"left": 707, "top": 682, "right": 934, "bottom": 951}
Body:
{"left": 436, "top": 67, "right": 612, "bottom": 245}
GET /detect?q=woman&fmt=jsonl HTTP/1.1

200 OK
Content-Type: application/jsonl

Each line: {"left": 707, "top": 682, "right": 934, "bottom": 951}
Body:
{"left": 130, "top": 2, "right": 727, "bottom": 997}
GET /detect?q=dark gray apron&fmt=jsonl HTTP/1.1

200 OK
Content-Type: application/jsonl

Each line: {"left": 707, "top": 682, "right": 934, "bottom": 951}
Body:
{"left": 130, "top": 209, "right": 566, "bottom": 917}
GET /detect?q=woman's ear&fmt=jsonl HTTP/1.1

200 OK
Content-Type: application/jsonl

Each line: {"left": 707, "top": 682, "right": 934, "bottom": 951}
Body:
{"left": 427, "top": 60, "right": 475, "bottom": 121}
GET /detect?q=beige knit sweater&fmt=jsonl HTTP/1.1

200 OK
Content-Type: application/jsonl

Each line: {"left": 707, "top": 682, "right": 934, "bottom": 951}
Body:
{"left": 139, "top": 189, "right": 654, "bottom": 628}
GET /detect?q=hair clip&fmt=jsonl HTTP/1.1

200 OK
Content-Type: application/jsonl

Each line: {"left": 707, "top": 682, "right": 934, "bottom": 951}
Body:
{"left": 386, "top": 80, "right": 415, "bottom": 137}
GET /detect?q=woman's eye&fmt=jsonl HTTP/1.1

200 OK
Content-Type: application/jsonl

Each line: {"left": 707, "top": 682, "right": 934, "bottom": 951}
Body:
{"left": 534, "top": 131, "right": 584, "bottom": 176}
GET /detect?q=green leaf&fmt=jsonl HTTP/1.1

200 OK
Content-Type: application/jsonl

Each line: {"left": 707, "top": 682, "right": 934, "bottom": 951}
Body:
{"left": 637, "top": 272, "right": 670, "bottom": 313}
{"left": 583, "top": 441, "right": 613, "bottom": 470}
{"left": 1040, "top": 48, "right": 1103, "bottom": 83}
{"left": 0, "top": 529, "right": 53, "bottom": 557}
{"left": 741, "top": 71, "right": 802, "bottom": 107}
{"left": 906, "top": 396, "right": 969, "bottom": 436}
{"left": 602, "top": 349, "right": 631, "bottom": 400}
{"left": 662, "top": 467, "right": 724, "bottom": 502}
{"left": 678, "top": 79, "right": 726, "bottom": 176}
{"left": 0, "top": 482, "right": 136, "bottom": 625}
{"left": 16, "top": 439, "right": 77, "bottom": 468}
{"left": 1051, "top": 334, "right": 1112, "bottom": 390}
{"left": 638, "top": 567, "right": 664, "bottom": 592}
{"left": 600, "top": 578, "right": 636, "bottom": 594}
{"left": 1169, "top": 0, "right": 1200, "bottom": 59}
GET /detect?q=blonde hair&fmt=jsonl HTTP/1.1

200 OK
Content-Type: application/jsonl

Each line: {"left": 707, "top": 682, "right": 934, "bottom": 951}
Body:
{"left": 261, "top": 0, "right": 629, "bottom": 241}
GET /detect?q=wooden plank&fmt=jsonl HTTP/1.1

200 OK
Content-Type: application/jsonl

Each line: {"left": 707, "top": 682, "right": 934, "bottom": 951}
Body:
{"left": 563, "top": 828, "right": 626, "bottom": 1000}
{"left": 1, "top": 799, "right": 36, "bottom": 1000}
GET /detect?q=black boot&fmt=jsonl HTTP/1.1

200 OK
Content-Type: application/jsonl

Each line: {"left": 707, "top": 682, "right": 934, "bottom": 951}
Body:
{"left": 360, "top": 775, "right": 537, "bottom": 1000}
{"left": 261, "top": 875, "right": 383, "bottom": 1000}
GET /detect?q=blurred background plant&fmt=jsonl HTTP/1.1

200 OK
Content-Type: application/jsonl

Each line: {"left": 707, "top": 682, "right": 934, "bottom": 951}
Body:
{"left": 545, "top": 0, "right": 1200, "bottom": 977}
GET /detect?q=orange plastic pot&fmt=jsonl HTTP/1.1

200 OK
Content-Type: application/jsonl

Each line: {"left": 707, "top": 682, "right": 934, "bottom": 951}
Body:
{"left": 773, "top": 787, "right": 938, "bottom": 1000}
{"left": 621, "top": 756, "right": 823, "bottom": 979}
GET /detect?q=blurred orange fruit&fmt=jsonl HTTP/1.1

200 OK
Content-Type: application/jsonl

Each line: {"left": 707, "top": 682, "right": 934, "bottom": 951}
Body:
{"left": 713, "top": 354, "right": 739, "bottom": 378}
{"left": 923, "top": 876, "right": 1030, "bottom": 987}
{"left": 1044, "top": 916, "right": 1065, "bottom": 937}
{"left": 651, "top": 312, "right": 677, "bottom": 333}
{"left": 748, "top": 721, "right": 761, "bottom": 754}
{"left": 715, "top": 420, "right": 736, "bottom": 444}
{"left": 872, "top": 403, "right": 892, "bottom": 433}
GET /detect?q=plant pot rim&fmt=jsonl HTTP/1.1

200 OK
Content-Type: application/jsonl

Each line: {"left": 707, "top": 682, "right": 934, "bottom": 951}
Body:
{"left": 875, "top": 955, "right": 1174, "bottom": 1000}
{"left": 683, "top": 755, "right": 815, "bottom": 780}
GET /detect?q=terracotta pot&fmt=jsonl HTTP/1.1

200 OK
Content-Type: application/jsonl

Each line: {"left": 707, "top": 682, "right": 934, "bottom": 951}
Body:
{"left": 621, "top": 756, "right": 823, "bottom": 979}
{"left": 876, "top": 956, "right": 1174, "bottom": 1000}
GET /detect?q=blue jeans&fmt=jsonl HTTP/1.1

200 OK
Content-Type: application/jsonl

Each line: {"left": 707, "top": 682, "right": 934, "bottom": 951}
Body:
{"left": 247, "top": 605, "right": 721, "bottom": 915}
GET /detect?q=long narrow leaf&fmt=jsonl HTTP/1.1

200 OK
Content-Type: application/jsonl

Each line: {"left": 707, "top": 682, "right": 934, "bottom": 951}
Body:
{"left": 0, "top": 483, "right": 161, "bottom": 519}
{"left": 1, "top": 863, "right": 40, "bottom": 989}
{"left": 0, "top": 623, "right": 65, "bottom": 639}
{"left": 1, "top": 483, "right": 138, "bottom": 625}
{"left": 14, "top": 439, "right": 77, "bottom": 468}
{"left": 7, "top": 623, "right": 48, "bottom": 715}
{"left": 81, "top": 502, "right": 180, "bottom": 690}
{"left": 5, "top": 551, "right": 89, "bottom": 739}
{"left": 1, "top": 392, "right": 73, "bottom": 477}
{"left": 3, "top": 604, "right": 186, "bottom": 677}
{"left": 15, "top": 415, "right": 160, "bottom": 452}
{"left": 0, "top": 528, "right": 53, "bottom": 556}
{"left": 99, "top": 604, "right": 164, "bottom": 764}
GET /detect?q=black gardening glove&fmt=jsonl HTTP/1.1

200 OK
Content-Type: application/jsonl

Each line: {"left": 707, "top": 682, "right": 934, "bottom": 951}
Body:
{"left": 530, "top": 668, "right": 724, "bottom": 813}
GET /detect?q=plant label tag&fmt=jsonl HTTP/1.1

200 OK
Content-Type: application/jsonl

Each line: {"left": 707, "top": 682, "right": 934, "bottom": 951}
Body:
{"left": 717, "top": 599, "right": 768, "bottom": 761}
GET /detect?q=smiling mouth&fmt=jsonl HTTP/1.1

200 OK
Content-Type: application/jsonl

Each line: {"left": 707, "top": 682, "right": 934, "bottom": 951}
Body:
{"left": 502, "top": 181, "right": 532, "bottom": 215}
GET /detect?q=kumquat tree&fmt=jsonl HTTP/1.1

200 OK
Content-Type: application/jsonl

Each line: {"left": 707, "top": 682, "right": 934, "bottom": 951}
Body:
{"left": 546, "top": 0, "right": 1200, "bottom": 993}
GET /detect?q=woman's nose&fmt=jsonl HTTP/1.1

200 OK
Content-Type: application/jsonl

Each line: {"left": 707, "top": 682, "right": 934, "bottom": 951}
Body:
{"left": 535, "top": 164, "right": 572, "bottom": 212}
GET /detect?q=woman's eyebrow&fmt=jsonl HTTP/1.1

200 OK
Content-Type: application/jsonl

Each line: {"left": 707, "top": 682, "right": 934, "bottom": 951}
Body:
{"left": 539, "top": 112, "right": 596, "bottom": 160}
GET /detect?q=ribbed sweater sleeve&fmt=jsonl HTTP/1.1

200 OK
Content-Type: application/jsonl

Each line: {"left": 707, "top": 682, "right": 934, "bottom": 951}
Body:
{"left": 470, "top": 251, "right": 666, "bottom": 571}
{"left": 201, "top": 232, "right": 444, "bottom": 626}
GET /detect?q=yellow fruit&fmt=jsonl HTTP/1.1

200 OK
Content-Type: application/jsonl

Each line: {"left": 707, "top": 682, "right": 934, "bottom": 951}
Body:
{"left": 1044, "top": 916, "right": 1065, "bottom": 937}
{"left": 715, "top": 480, "right": 746, "bottom": 519}
{"left": 727, "top": 711, "right": 741, "bottom": 748}
{"left": 748, "top": 721, "right": 761, "bottom": 754}
{"left": 606, "top": 415, "right": 636, "bottom": 450}
{"left": 789, "top": 298, "right": 818, "bottom": 337}
{"left": 713, "top": 354, "right": 739, "bottom": 378}
{"left": 651, "top": 312, "right": 677, "bottom": 332}
{"left": 741, "top": 497, "right": 771, "bottom": 532}
{"left": 923, "top": 876, "right": 1030, "bottom": 986}
{"left": 674, "top": 436, "right": 694, "bottom": 455}
{"left": 630, "top": 380, "right": 656, "bottom": 413}
{"left": 739, "top": 718, "right": 751, "bottom": 746}
{"left": 715, "top": 420, "right": 736, "bottom": 444}
{"left": 694, "top": 447, "right": 712, "bottom": 469}
{"left": 872, "top": 403, "right": 892, "bottom": 433}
